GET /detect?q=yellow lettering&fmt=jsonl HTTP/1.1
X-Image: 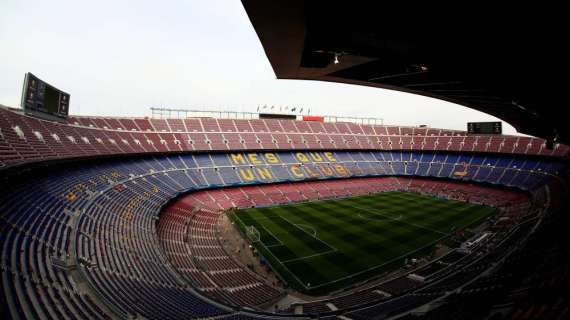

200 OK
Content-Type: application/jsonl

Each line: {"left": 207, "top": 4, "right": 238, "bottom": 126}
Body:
{"left": 320, "top": 165, "right": 333, "bottom": 176}
{"left": 239, "top": 168, "right": 256, "bottom": 181}
{"left": 248, "top": 153, "right": 262, "bottom": 164}
{"left": 305, "top": 166, "right": 320, "bottom": 177}
{"left": 324, "top": 152, "right": 337, "bottom": 162}
{"left": 310, "top": 152, "right": 323, "bottom": 161}
{"left": 334, "top": 164, "right": 347, "bottom": 176}
{"left": 296, "top": 152, "right": 309, "bottom": 163}
{"left": 230, "top": 153, "right": 247, "bottom": 165}
{"left": 265, "top": 153, "right": 279, "bottom": 164}
{"left": 290, "top": 165, "right": 305, "bottom": 178}
{"left": 256, "top": 167, "right": 273, "bottom": 180}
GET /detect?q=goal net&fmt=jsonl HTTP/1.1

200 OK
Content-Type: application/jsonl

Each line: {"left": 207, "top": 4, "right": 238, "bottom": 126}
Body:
{"left": 246, "top": 225, "right": 261, "bottom": 243}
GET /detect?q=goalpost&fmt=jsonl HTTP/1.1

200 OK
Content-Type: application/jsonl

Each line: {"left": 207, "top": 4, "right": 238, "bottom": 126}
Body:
{"left": 246, "top": 225, "right": 261, "bottom": 243}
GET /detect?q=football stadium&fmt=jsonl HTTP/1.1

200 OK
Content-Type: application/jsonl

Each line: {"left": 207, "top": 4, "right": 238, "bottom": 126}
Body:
{"left": 1, "top": 1, "right": 569, "bottom": 320}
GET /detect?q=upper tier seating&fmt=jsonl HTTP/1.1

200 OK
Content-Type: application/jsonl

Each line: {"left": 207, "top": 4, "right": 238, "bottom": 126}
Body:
{"left": 1, "top": 106, "right": 567, "bottom": 169}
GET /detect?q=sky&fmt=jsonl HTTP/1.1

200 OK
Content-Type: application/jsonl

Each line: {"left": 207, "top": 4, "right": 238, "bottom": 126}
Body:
{"left": 0, "top": 0, "right": 520, "bottom": 134}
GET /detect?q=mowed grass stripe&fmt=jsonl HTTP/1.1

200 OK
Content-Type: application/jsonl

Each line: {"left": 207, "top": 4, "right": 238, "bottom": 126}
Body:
{"left": 244, "top": 204, "right": 389, "bottom": 282}
{"left": 233, "top": 191, "right": 496, "bottom": 293}
{"left": 325, "top": 199, "right": 449, "bottom": 237}
{"left": 312, "top": 201, "right": 446, "bottom": 264}
{"left": 309, "top": 201, "right": 440, "bottom": 249}
{"left": 288, "top": 201, "right": 431, "bottom": 256}
{"left": 248, "top": 196, "right": 448, "bottom": 277}
{"left": 342, "top": 197, "right": 458, "bottom": 233}
{"left": 282, "top": 205, "right": 417, "bottom": 267}
{"left": 265, "top": 201, "right": 444, "bottom": 285}
{"left": 281, "top": 202, "right": 447, "bottom": 287}
{"left": 342, "top": 194, "right": 494, "bottom": 233}
{"left": 275, "top": 205, "right": 388, "bottom": 284}
{"left": 322, "top": 193, "right": 495, "bottom": 242}
{"left": 240, "top": 207, "right": 347, "bottom": 286}
{"left": 347, "top": 192, "right": 496, "bottom": 236}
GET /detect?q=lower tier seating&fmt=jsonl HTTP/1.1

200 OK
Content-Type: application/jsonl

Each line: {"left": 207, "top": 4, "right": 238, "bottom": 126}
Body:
{"left": 0, "top": 150, "right": 563, "bottom": 319}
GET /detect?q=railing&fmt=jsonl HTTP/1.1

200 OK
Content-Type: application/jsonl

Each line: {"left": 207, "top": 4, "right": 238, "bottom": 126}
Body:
{"left": 151, "top": 107, "right": 259, "bottom": 120}
{"left": 150, "top": 107, "right": 385, "bottom": 125}
{"left": 324, "top": 115, "right": 384, "bottom": 125}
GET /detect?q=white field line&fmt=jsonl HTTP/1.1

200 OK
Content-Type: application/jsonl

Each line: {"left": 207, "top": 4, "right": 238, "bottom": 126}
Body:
{"left": 237, "top": 211, "right": 338, "bottom": 265}
{"left": 260, "top": 225, "right": 283, "bottom": 246}
{"left": 280, "top": 249, "right": 337, "bottom": 264}
{"left": 232, "top": 211, "right": 309, "bottom": 288}
{"left": 295, "top": 223, "right": 317, "bottom": 237}
{"left": 232, "top": 211, "right": 283, "bottom": 245}
{"left": 233, "top": 192, "right": 489, "bottom": 291}
{"left": 297, "top": 197, "right": 487, "bottom": 289}
{"left": 236, "top": 214, "right": 285, "bottom": 246}
{"left": 233, "top": 195, "right": 458, "bottom": 291}
{"left": 258, "top": 237, "right": 312, "bottom": 289}
{"left": 278, "top": 214, "right": 338, "bottom": 252}
{"left": 304, "top": 233, "right": 451, "bottom": 290}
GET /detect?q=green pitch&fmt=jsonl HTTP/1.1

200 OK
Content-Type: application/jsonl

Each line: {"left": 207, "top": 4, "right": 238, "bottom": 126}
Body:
{"left": 230, "top": 191, "right": 496, "bottom": 294}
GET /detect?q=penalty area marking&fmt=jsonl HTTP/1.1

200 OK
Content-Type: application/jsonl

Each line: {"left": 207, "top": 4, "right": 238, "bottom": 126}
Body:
{"left": 232, "top": 212, "right": 284, "bottom": 246}
{"left": 294, "top": 223, "right": 317, "bottom": 237}
{"left": 260, "top": 225, "right": 284, "bottom": 246}
{"left": 279, "top": 214, "right": 336, "bottom": 249}
{"left": 278, "top": 214, "right": 339, "bottom": 255}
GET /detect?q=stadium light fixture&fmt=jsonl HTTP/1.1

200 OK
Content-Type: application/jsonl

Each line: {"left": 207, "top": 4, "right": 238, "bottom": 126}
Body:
{"left": 333, "top": 53, "right": 340, "bottom": 64}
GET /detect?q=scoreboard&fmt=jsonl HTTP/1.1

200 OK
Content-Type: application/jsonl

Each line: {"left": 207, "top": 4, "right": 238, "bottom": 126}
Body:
{"left": 21, "top": 73, "right": 70, "bottom": 120}
{"left": 259, "top": 113, "right": 296, "bottom": 120}
{"left": 467, "top": 121, "right": 502, "bottom": 134}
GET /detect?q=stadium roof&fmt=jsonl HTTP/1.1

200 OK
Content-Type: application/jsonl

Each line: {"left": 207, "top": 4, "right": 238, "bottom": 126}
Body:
{"left": 242, "top": 1, "right": 568, "bottom": 145}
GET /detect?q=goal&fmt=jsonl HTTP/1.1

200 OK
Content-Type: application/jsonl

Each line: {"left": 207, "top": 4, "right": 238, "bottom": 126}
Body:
{"left": 246, "top": 225, "right": 261, "bottom": 243}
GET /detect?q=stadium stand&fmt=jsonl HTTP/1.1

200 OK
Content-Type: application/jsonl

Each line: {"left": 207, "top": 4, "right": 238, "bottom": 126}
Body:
{"left": 0, "top": 104, "right": 567, "bottom": 319}
{"left": 1, "top": 105, "right": 568, "bottom": 170}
